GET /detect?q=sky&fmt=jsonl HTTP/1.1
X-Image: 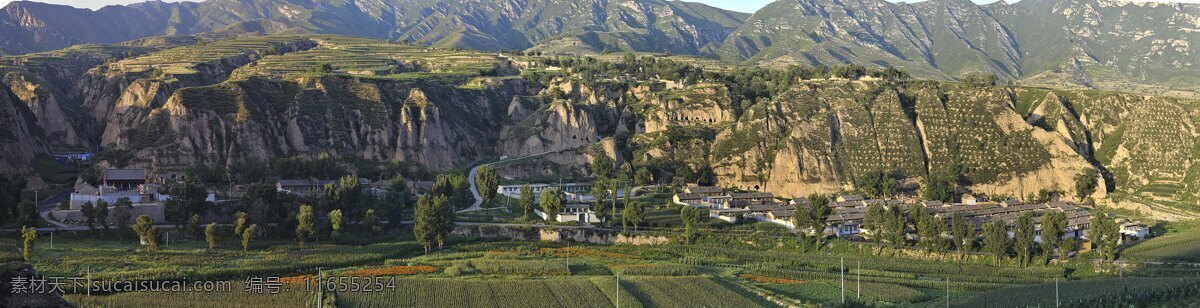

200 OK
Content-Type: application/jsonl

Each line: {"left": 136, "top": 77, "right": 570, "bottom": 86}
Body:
{"left": 1, "top": 0, "right": 1198, "bottom": 13}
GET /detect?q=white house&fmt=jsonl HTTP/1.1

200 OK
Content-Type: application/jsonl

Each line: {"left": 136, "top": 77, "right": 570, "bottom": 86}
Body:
{"left": 535, "top": 204, "right": 602, "bottom": 224}
{"left": 1119, "top": 222, "right": 1150, "bottom": 240}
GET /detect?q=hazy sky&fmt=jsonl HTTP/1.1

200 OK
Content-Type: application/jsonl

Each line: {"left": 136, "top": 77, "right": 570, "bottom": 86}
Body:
{"left": 1, "top": 0, "right": 1198, "bottom": 13}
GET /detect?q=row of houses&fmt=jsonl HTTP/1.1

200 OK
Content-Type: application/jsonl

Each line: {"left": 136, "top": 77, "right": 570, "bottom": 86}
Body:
{"left": 676, "top": 186, "right": 1141, "bottom": 243}
{"left": 673, "top": 185, "right": 775, "bottom": 209}
{"left": 496, "top": 182, "right": 594, "bottom": 201}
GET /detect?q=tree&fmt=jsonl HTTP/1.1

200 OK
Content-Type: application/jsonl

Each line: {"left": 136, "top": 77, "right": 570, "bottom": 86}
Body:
{"left": 413, "top": 195, "right": 437, "bottom": 254}
{"left": 21, "top": 225, "right": 37, "bottom": 262}
{"left": 476, "top": 166, "right": 499, "bottom": 205}
{"left": 680, "top": 206, "right": 701, "bottom": 244}
{"left": 187, "top": 214, "right": 202, "bottom": 238}
{"left": 113, "top": 197, "right": 133, "bottom": 232}
{"left": 863, "top": 203, "right": 887, "bottom": 244}
{"left": 539, "top": 188, "right": 563, "bottom": 222}
{"left": 234, "top": 211, "right": 248, "bottom": 238}
{"left": 1074, "top": 169, "right": 1099, "bottom": 201}
{"left": 883, "top": 206, "right": 906, "bottom": 246}
{"left": 933, "top": 217, "right": 952, "bottom": 251}
{"left": 591, "top": 152, "right": 614, "bottom": 179}
{"left": 384, "top": 176, "right": 410, "bottom": 227}
{"left": 793, "top": 194, "right": 831, "bottom": 237}
{"left": 857, "top": 170, "right": 887, "bottom": 198}
{"left": 808, "top": 194, "right": 831, "bottom": 221}
{"left": 1014, "top": 212, "right": 1036, "bottom": 267}
{"left": 328, "top": 209, "right": 344, "bottom": 240}
{"left": 19, "top": 199, "right": 38, "bottom": 228}
{"left": 414, "top": 194, "right": 454, "bottom": 253}
{"left": 242, "top": 224, "right": 258, "bottom": 252}
{"left": 950, "top": 213, "right": 976, "bottom": 251}
{"left": 923, "top": 170, "right": 954, "bottom": 203}
{"left": 95, "top": 199, "right": 110, "bottom": 230}
{"left": 81, "top": 201, "right": 96, "bottom": 230}
{"left": 310, "top": 62, "right": 334, "bottom": 74}
{"left": 164, "top": 181, "right": 210, "bottom": 226}
{"left": 0, "top": 174, "right": 27, "bottom": 227}
{"left": 623, "top": 202, "right": 645, "bottom": 232}
{"left": 634, "top": 167, "right": 652, "bottom": 186}
{"left": 961, "top": 73, "right": 998, "bottom": 86}
{"left": 1091, "top": 214, "right": 1119, "bottom": 261}
{"left": 590, "top": 180, "right": 610, "bottom": 223}
{"left": 432, "top": 174, "right": 471, "bottom": 209}
{"left": 915, "top": 205, "right": 938, "bottom": 250}
{"left": 519, "top": 184, "right": 534, "bottom": 217}
{"left": 363, "top": 209, "right": 382, "bottom": 234}
{"left": 296, "top": 205, "right": 316, "bottom": 249}
{"left": 205, "top": 222, "right": 219, "bottom": 252}
{"left": 324, "top": 175, "right": 364, "bottom": 212}
{"left": 983, "top": 221, "right": 1010, "bottom": 266}
{"left": 1041, "top": 210, "right": 1068, "bottom": 261}
{"left": 135, "top": 216, "right": 161, "bottom": 252}
{"left": 433, "top": 195, "right": 454, "bottom": 250}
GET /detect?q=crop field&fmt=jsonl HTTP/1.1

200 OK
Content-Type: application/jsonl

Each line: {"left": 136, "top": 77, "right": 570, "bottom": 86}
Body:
{"left": 957, "top": 277, "right": 1200, "bottom": 307}
{"left": 336, "top": 278, "right": 614, "bottom": 307}
{"left": 29, "top": 232, "right": 423, "bottom": 283}
{"left": 113, "top": 36, "right": 316, "bottom": 75}
{"left": 753, "top": 279, "right": 930, "bottom": 304}
{"left": 233, "top": 36, "right": 507, "bottom": 81}
{"left": 15, "top": 226, "right": 1196, "bottom": 307}
{"left": 1122, "top": 221, "right": 1200, "bottom": 262}
{"left": 64, "top": 281, "right": 317, "bottom": 308}
{"left": 620, "top": 276, "right": 770, "bottom": 307}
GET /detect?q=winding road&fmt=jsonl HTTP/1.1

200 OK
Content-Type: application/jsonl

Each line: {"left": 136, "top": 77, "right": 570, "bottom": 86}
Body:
{"left": 460, "top": 146, "right": 595, "bottom": 213}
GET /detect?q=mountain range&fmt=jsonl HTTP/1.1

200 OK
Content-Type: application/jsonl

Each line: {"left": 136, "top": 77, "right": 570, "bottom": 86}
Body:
{"left": 1, "top": 0, "right": 1198, "bottom": 94}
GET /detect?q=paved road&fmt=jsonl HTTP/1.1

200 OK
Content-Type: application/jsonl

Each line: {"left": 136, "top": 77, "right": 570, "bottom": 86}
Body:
{"left": 460, "top": 145, "right": 595, "bottom": 213}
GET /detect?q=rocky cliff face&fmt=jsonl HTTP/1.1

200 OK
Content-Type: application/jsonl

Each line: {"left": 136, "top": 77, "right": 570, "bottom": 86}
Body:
{"left": 628, "top": 81, "right": 1187, "bottom": 203}
{"left": 0, "top": 86, "right": 50, "bottom": 182}
{"left": 106, "top": 76, "right": 528, "bottom": 171}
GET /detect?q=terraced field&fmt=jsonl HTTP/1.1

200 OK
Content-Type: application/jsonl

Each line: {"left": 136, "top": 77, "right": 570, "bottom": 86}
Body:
{"left": 911, "top": 85, "right": 1050, "bottom": 183}
{"left": 232, "top": 36, "right": 508, "bottom": 81}
{"left": 112, "top": 36, "right": 317, "bottom": 75}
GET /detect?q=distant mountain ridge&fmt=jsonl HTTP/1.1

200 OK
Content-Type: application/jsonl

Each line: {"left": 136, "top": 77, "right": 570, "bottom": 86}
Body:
{"left": 0, "top": 0, "right": 747, "bottom": 55}
{"left": 0, "top": 0, "right": 1198, "bottom": 93}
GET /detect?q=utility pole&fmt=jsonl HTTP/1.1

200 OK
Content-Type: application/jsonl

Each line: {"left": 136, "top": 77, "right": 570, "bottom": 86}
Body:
{"left": 616, "top": 274, "right": 620, "bottom": 308}
{"left": 945, "top": 277, "right": 950, "bottom": 308}
{"left": 840, "top": 257, "right": 845, "bottom": 304}
{"left": 857, "top": 261, "right": 861, "bottom": 300}
{"left": 1055, "top": 278, "right": 1060, "bottom": 308}
{"left": 318, "top": 267, "right": 324, "bottom": 308}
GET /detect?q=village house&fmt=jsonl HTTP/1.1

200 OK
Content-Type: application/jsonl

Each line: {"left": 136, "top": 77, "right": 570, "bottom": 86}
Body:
{"left": 276, "top": 179, "right": 338, "bottom": 195}
{"left": 673, "top": 193, "right": 707, "bottom": 207}
{"left": 683, "top": 185, "right": 725, "bottom": 197}
{"left": 103, "top": 168, "right": 147, "bottom": 191}
{"left": 536, "top": 204, "right": 602, "bottom": 224}
{"left": 1119, "top": 221, "right": 1150, "bottom": 240}
{"left": 497, "top": 183, "right": 593, "bottom": 200}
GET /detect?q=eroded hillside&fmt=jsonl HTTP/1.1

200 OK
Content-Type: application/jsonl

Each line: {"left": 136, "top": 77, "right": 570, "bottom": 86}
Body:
{"left": 0, "top": 35, "right": 1196, "bottom": 217}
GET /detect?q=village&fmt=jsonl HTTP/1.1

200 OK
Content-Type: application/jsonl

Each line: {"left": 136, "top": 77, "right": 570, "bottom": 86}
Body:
{"left": 48, "top": 165, "right": 1151, "bottom": 250}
